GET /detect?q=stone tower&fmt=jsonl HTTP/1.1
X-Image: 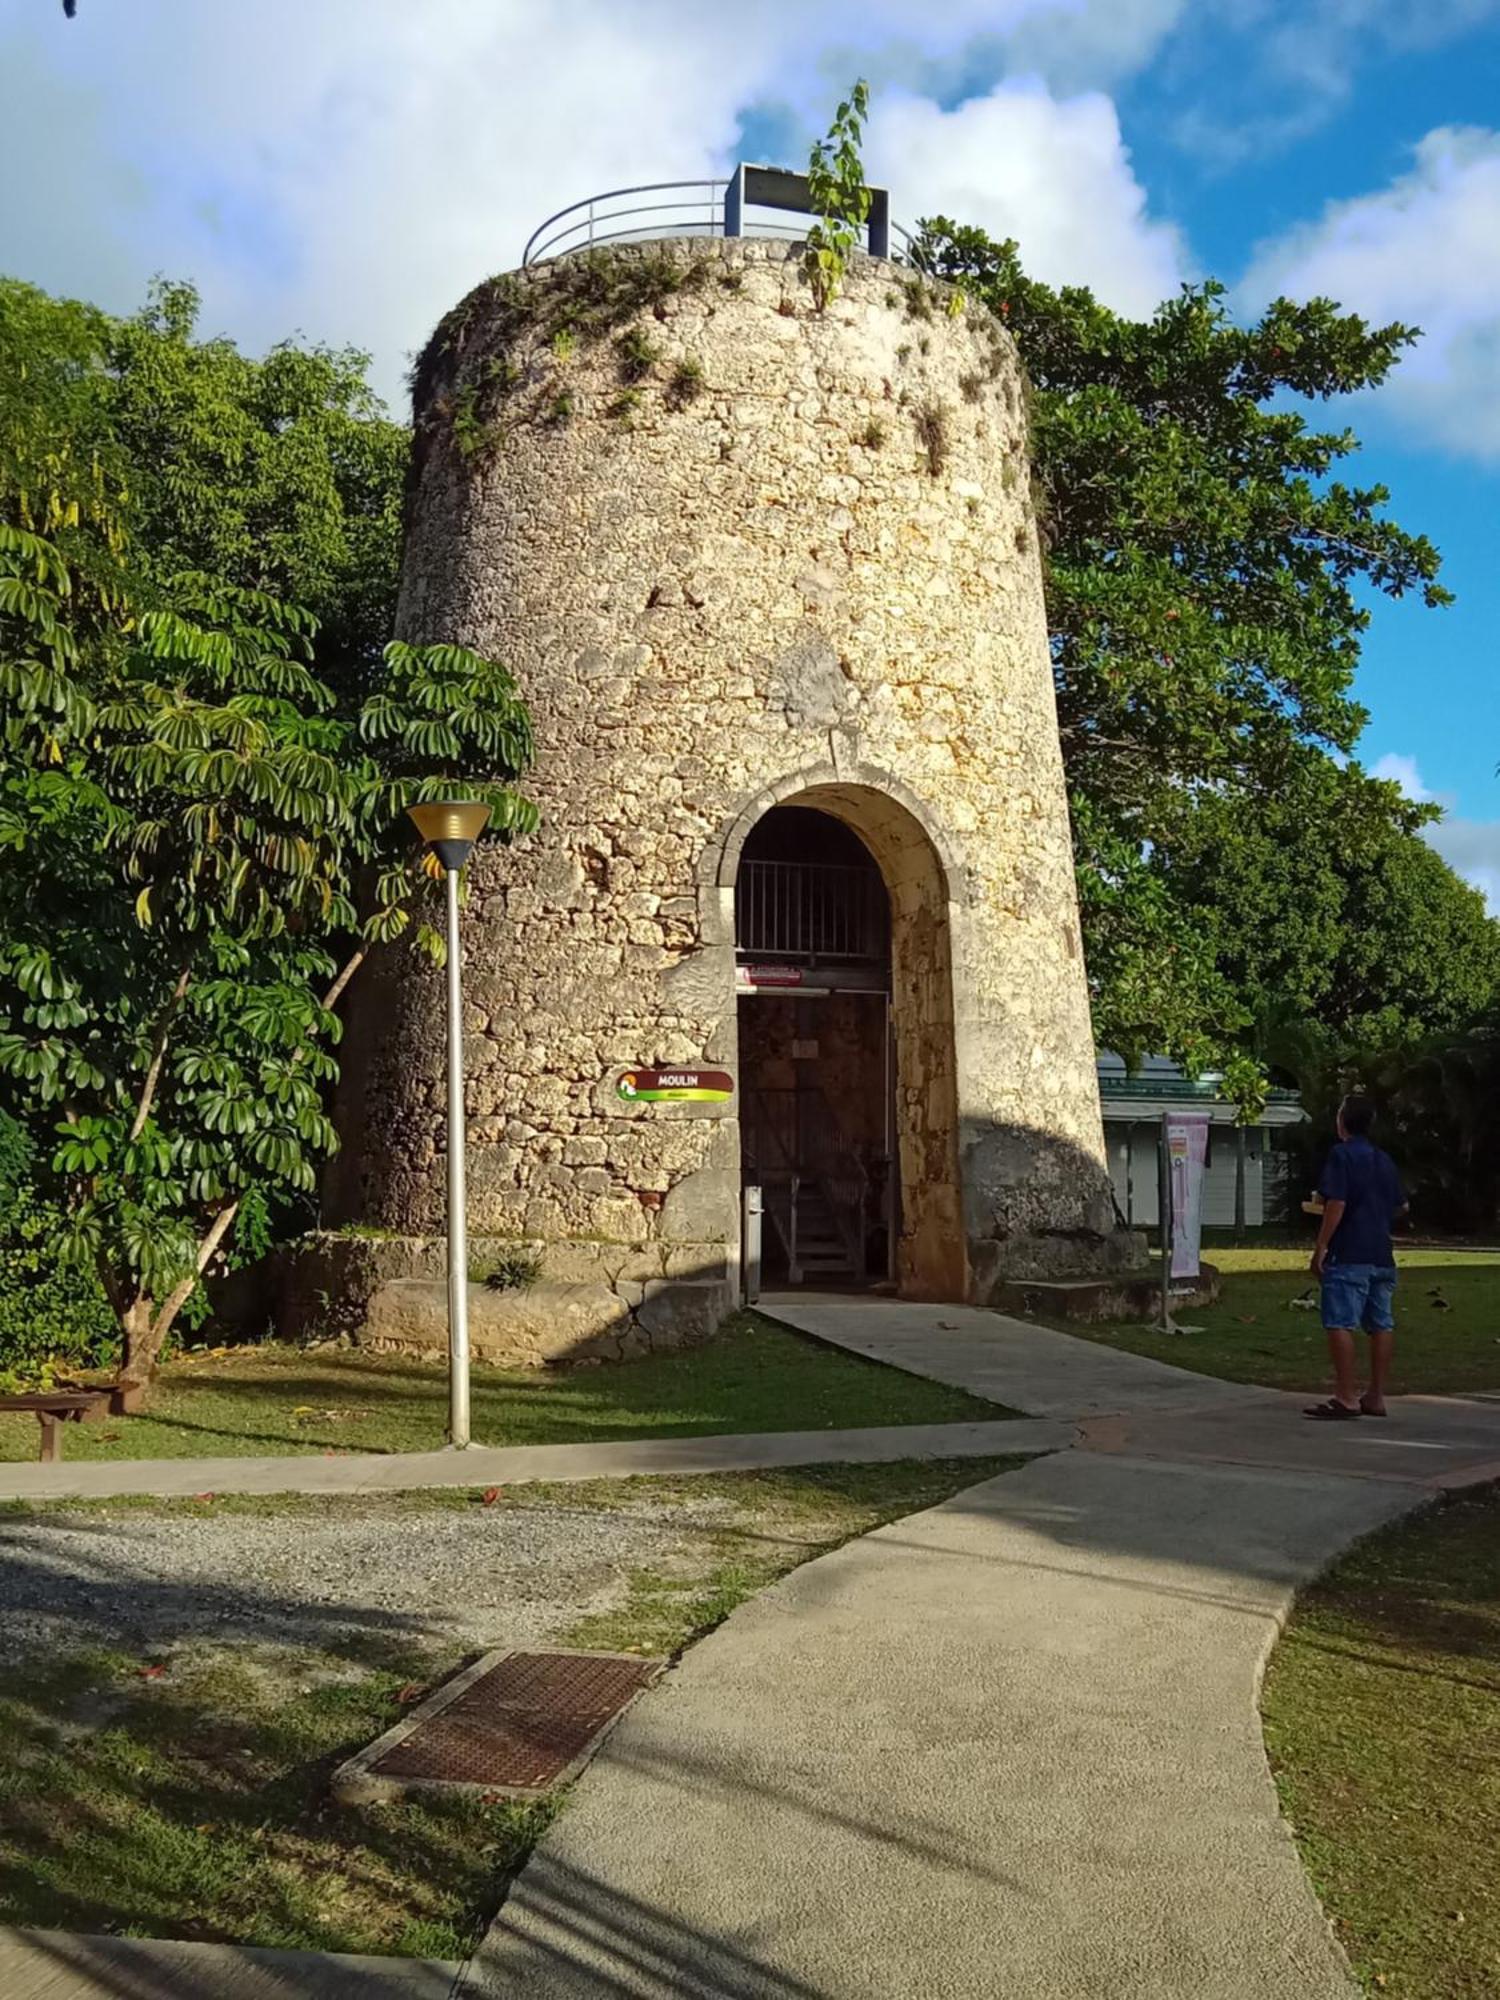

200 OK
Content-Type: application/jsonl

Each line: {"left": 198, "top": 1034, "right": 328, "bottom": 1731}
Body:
{"left": 328, "top": 206, "right": 1124, "bottom": 1353}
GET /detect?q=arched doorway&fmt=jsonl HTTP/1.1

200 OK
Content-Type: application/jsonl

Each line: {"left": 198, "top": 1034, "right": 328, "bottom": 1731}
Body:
{"left": 726, "top": 782, "right": 966, "bottom": 1301}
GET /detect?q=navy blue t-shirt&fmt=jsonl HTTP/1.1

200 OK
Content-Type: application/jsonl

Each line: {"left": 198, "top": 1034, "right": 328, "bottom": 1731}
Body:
{"left": 1319, "top": 1138, "right": 1404, "bottom": 1268}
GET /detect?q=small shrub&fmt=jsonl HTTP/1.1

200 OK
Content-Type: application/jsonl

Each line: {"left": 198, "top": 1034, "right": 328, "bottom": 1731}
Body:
{"left": 665, "top": 355, "right": 705, "bottom": 409}
{"left": 608, "top": 387, "right": 643, "bottom": 422}
{"left": 615, "top": 327, "right": 660, "bottom": 383}
{"left": 913, "top": 399, "right": 950, "bottom": 477}
{"left": 857, "top": 418, "right": 886, "bottom": 449}
{"left": 551, "top": 327, "right": 578, "bottom": 362}
{"left": 477, "top": 1247, "right": 544, "bottom": 1293}
{"left": 902, "top": 277, "right": 935, "bottom": 323}
{"left": 547, "top": 386, "right": 575, "bottom": 426}
{"left": 0, "top": 1182, "right": 118, "bottom": 1390}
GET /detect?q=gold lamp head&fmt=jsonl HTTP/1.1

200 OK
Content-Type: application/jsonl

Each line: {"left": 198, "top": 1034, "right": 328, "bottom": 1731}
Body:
{"left": 406, "top": 798, "right": 491, "bottom": 870}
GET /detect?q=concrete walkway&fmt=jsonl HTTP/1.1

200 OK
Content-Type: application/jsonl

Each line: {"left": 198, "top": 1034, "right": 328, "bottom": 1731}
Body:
{"left": 470, "top": 1299, "right": 1500, "bottom": 1997}
{"left": 0, "top": 1932, "right": 462, "bottom": 1998}
{"left": 0, "top": 1417, "right": 1065, "bottom": 1505}
{"left": 9, "top": 1297, "right": 1500, "bottom": 1997}
{"left": 476, "top": 1451, "right": 1412, "bottom": 1998}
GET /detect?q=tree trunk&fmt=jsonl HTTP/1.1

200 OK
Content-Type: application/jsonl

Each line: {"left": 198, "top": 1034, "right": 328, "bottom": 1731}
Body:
{"left": 115, "top": 1297, "right": 161, "bottom": 1410}
{"left": 111, "top": 1201, "right": 240, "bottom": 1410}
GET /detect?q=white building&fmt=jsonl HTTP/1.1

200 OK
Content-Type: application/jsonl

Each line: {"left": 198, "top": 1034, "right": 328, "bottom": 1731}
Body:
{"left": 1097, "top": 1054, "right": 1306, "bottom": 1232}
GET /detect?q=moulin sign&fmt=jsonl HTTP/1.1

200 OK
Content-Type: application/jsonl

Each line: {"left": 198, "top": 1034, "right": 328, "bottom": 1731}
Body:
{"left": 616, "top": 1068, "right": 734, "bottom": 1104}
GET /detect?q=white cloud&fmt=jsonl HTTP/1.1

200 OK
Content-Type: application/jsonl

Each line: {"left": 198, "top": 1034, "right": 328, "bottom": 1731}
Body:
{"left": 0, "top": 3, "right": 1185, "bottom": 407}
{"left": 1370, "top": 752, "right": 1437, "bottom": 803}
{"left": 865, "top": 82, "right": 1188, "bottom": 316}
{"left": 1371, "top": 753, "right": 1500, "bottom": 912}
{"left": 1242, "top": 127, "right": 1500, "bottom": 462}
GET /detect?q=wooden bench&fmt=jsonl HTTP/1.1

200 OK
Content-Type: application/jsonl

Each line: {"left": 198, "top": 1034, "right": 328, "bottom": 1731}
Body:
{"left": 0, "top": 1387, "right": 120, "bottom": 1462}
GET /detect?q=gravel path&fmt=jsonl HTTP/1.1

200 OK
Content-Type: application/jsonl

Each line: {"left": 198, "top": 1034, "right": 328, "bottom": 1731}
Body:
{"left": 0, "top": 1495, "right": 732, "bottom": 1667}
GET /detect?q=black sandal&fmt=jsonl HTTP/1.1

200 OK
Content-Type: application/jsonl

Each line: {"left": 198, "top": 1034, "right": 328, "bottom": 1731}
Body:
{"left": 1303, "top": 1399, "right": 1361, "bottom": 1421}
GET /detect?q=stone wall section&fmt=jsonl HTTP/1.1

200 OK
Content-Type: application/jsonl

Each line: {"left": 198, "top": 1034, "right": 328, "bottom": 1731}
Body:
{"left": 327, "top": 239, "right": 1119, "bottom": 1328}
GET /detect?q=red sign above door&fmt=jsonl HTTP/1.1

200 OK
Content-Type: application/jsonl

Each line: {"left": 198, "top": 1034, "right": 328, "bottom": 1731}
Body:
{"left": 736, "top": 963, "right": 804, "bottom": 988}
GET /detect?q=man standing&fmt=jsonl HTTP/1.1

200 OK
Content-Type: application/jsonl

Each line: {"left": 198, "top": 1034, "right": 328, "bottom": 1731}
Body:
{"left": 1305, "top": 1094, "right": 1407, "bottom": 1421}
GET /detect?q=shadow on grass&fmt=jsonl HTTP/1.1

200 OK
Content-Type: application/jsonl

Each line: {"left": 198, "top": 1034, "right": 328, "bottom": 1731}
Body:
{"left": 0, "top": 1546, "right": 546, "bottom": 1962}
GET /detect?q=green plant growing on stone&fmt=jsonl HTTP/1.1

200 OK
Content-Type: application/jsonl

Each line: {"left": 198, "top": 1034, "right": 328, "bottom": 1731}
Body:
{"left": 476, "top": 1247, "right": 544, "bottom": 1293}
{"left": 608, "top": 387, "right": 643, "bottom": 423}
{"left": 902, "top": 277, "right": 936, "bottom": 323}
{"left": 857, "top": 418, "right": 886, "bottom": 449}
{"left": 913, "top": 399, "right": 950, "bottom": 476}
{"left": 550, "top": 327, "right": 578, "bottom": 363}
{"left": 615, "top": 327, "right": 660, "bottom": 383}
{"left": 804, "top": 79, "right": 872, "bottom": 311}
{"left": 665, "top": 355, "right": 705, "bottom": 410}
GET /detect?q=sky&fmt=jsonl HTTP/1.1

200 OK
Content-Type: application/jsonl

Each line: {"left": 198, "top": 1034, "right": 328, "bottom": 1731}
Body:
{"left": 1, "top": 0, "right": 1496, "bottom": 904}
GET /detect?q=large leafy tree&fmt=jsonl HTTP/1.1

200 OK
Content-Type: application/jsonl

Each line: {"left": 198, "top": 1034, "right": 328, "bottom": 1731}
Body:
{"left": 912, "top": 224, "right": 1490, "bottom": 1085}
{"left": 1152, "top": 753, "right": 1500, "bottom": 1056}
{"left": 0, "top": 280, "right": 532, "bottom": 1398}
{"left": 2, "top": 277, "right": 405, "bottom": 702}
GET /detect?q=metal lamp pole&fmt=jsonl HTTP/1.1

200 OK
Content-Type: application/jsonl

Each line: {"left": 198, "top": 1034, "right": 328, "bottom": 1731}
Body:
{"left": 406, "top": 800, "right": 491, "bottom": 1449}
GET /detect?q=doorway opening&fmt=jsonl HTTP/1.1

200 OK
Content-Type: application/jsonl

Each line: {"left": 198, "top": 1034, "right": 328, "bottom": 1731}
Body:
{"left": 735, "top": 807, "right": 895, "bottom": 1288}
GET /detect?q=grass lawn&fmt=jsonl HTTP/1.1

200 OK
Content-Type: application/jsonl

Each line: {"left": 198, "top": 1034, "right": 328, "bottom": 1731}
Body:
{"left": 1043, "top": 1247, "right": 1500, "bottom": 1396}
{"left": 0, "top": 1309, "right": 1010, "bottom": 1464}
{"left": 1263, "top": 1485, "right": 1500, "bottom": 1998}
{"left": 0, "top": 1458, "right": 1020, "bottom": 1956}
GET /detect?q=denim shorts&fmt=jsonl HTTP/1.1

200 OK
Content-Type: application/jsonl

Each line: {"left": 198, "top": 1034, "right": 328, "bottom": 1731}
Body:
{"left": 1321, "top": 1264, "right": 1397, "bottom": 1334}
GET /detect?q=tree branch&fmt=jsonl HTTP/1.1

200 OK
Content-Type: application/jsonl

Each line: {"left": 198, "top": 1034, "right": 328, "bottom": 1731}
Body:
{"left": 320, "top": 945, "right": 367, "bottom": 1015}
{"left": 148, "top": 1198, "right": 242, "bottom": 1349}
{"left": 129, "top": 963, "right": 191, "bottom": 1142}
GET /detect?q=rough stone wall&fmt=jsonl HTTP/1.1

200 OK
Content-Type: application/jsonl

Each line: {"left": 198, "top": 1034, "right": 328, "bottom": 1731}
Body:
{"left": 328, "top": 238, "right": 1118, "bottom": 1305}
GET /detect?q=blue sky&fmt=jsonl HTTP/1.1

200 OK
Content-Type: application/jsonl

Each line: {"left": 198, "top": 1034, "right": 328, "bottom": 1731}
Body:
{"left": 1, "top": 0, "right": 1495, "bottom": 898}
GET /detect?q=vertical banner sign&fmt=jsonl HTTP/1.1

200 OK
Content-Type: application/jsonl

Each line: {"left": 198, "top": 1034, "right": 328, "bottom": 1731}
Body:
{"left": 1163, "top": 1112, "right": 1211, "bottom": 1280}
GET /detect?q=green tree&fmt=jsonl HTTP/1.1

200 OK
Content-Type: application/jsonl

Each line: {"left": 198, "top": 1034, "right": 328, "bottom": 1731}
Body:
{"left": 1, "top": 276, "right": 405, "bottom": 702}
{"left": 0, "top": 280, "right": 531, "bottom": 1399}
{"left": 913, "top": 222, "right": 1464, "bottom": 1083}
{"left": 1153, "top": 755, "right": 1500, "bottom": 1057}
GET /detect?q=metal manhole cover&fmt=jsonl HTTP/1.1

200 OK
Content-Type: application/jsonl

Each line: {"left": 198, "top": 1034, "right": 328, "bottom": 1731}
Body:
{"left": 332, "top": 1649, "right": 664, "bottom": 1804}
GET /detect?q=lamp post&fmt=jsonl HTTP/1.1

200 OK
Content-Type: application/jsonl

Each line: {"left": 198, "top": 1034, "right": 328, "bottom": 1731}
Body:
{"left": 406, "top": 799, "right": 491, "bottom": 1449}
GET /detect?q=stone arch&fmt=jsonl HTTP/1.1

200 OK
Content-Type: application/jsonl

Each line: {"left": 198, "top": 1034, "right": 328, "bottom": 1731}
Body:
{"left": 717, "top": 771, "right": 968, "bottom": 1302}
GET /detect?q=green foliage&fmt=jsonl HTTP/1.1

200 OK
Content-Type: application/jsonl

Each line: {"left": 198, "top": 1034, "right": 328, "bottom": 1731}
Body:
{"left": 615, "top": 327, "right": 659, "bottom": 383}
{"left": 912, "top": 400, "right": 950, "bottom": 476}
{"left": 0, "top": 280, "right": 533, "bottom": 1391}
{"left": 805, "top": 80, "right": 872, "bottom": 310}
{"left": 912, "top": 219, "right": 1483, "bottom": 1091}
{"left": 1155, "top": 755, "right": 1500, "bottom": 1057}
{"left": 0, "top": 1118, "right": 117, "bottom": 1388}
{"left": 476, "top": 1245, "right": 543, "bottom": 1292}
{"left": 664, "top": 355, "right": 705, "bottom": 410}
{"left": 0, "top": 278, "right": 406, "bottom": 710}
{"left": 1368, "top": 1011, "right": 1500, "bottom": 1230}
